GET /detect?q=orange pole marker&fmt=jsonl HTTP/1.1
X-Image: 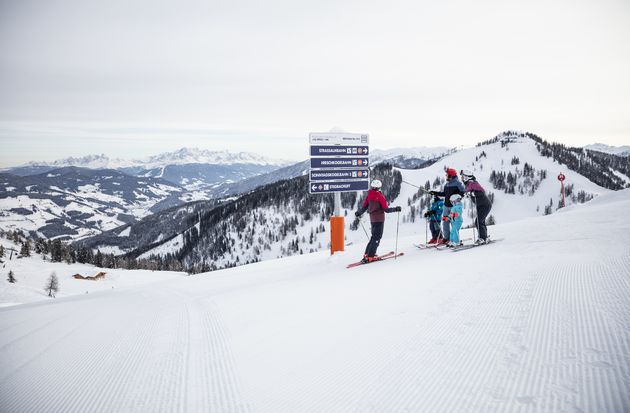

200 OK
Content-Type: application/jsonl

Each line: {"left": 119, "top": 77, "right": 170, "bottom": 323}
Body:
{"left": 330, "top": 216, "right": 345, "bottom": 255}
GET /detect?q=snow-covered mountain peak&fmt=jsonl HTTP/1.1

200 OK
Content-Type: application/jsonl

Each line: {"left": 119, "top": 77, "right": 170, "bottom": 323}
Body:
{"left": 24, "top": 153, "right": 122, "bottom": 169}
{"left": 143, "top": 147, "right": 291, "bottom": 167}
{"left": 7, "top": 148, "right": 292, "bottom": 171}
{"left": 371, "top": 146, "right": 453, "bottom": 162}
{"left": 584, "top": 143, "right": 630, "bottom": 156}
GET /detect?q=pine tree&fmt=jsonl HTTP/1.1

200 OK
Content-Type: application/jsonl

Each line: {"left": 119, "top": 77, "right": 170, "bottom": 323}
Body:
{"left": 45, "top": 272, "right": 59, "bottom": 298}
{"left": 19, "top": 242, "right": 31, "bottom": 257}
{"left": 0, "top": 244, "right": 4, "bottom": 258}
{"left": 7, "top": 270, "right": 16, "bottom": 283}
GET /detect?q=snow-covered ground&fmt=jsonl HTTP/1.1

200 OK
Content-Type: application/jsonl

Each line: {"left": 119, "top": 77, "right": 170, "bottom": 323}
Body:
{"left": 0, "top": 190, "right": 629, "bottom": 412}
{"left": 0, "top": 238, "right": 185, "bottom": 307}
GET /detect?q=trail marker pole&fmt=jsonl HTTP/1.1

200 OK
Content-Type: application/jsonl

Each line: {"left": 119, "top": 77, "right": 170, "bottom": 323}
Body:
{"left": 395, "top": 211, "right": 400, "bottom": 259}
{"left": 557, "top": 173, "right": 566, "bottom": 208}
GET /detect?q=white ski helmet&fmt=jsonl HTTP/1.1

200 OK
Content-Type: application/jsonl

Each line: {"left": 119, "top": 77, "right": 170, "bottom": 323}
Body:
{"left": 460, "top": 169, "right": 474, "bottom": 182}
{"left": 450, "top": 194, "right": 462, "bottom": 204}
{"left": 370, "top": 179, "right": 382, "bottom": 189}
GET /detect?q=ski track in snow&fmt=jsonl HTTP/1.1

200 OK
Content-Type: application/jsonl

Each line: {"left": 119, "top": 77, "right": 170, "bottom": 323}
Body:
{"left": 1, "top": 192, "right": 629, "bottom": 412}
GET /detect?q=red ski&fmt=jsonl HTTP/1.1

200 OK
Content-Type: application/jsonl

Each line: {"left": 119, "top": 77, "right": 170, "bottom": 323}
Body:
{"left": 346, "top": 251, "right": 404, "bottom": 269}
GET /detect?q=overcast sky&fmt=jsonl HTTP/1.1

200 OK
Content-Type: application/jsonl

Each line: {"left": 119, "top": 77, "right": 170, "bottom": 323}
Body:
{"left": 1, "top": 0, "right": 629, "bottom": 166}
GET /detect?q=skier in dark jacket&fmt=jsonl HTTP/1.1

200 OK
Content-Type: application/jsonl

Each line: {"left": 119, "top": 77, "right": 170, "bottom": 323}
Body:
{"left": 430, "top": 168, "right": 465, "bottom": 244}
{"left": 355, "top": 179, "right": 401, "bottom": 263}
{"left": 423, "top": 195, "right": 444, "bottom": 244}
{"left": 460, "top": 170, "right": 492, "bottom": 244}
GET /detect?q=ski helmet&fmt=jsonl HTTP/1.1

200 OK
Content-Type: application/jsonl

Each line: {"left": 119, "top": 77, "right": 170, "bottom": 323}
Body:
{"left": 449, "top": 194, "right": 462, "bottom": 204}
{"left": 460, "top": 169, "right": 475, "bottom": 182}
{"left": 446, "top": 168, "right": 457, "bottom": 178}
{"left": 370, "top": 179, "right": 382, "bottom": 189}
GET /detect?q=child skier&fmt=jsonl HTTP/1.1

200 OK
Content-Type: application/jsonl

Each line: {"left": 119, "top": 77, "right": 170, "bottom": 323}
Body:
{"left": 460, "top": 170, "right": 492, "bottom": 244}
{"left": 430, "top": 168, "right": 465, "bottom": 244}
{"left": 423, "top": 195, "right": 444, "bottom": 244}
{"left": 446, "top": 194, "right": 463, "bottom": 247}
{"left": 355, "top": 179, "right": 402, "bottom": 263}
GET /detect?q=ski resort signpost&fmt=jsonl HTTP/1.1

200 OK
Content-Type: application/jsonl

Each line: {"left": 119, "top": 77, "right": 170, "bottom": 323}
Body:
{"left": 309, "top": 132, "right": 370, "bottom": 255}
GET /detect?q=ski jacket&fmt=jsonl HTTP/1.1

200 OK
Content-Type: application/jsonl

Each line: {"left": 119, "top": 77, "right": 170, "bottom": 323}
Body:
{"left": 434, "top": 177, "right": 465, "bottom": 207}
{"left": 449, "top": 203, "right": 463, "bottom": 223}
{"left": 357, "top": 189, "right": 396, "bottom": 223}
{"left": 426, "top": 199, "right": 444, "bottom": 223}
{"left": 464, "top": 180, "right": 491, "bottom": 207}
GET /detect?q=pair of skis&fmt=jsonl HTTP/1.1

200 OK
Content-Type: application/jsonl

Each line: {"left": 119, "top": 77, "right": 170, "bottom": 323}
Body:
{"left": 415, "top": 237, "right": 503, "bottom": 252}
{"left": 346, "top": 251, "right": 404, "bottom": 269}
{"left": 414, "top": 237, "right": 473, "bottom": 250}
{"left": 450, "top": 238, "right": 504, "bottom": 252}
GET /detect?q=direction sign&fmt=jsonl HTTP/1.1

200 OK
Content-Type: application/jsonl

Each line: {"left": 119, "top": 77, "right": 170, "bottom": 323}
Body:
{"left": 310, "top": 169, "right": 369, "bottom": 181}
{"left": 310, "top": 157, "right": 369, "bottom": 169}
{"left": 309, "top": 180, "right": 369, "bottom": 194}
{"left": 309, "top": 132, "right": 370, "bottom": 196}
{"left": 309, "top": 133, "right": 369, "bottom": 145}
{"left": 310, "top": 145, "right": 369, "bottom": 157}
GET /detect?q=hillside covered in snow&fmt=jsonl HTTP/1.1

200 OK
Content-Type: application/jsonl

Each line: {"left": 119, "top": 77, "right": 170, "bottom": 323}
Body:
{"left": 1, "top": 187, "right": 628, "bottom": 412}
{"left": 78, "top": 132, "right": 621, "bottom": 274}
{"left": 0, "top": 167, "right": 185, "bottom": 240}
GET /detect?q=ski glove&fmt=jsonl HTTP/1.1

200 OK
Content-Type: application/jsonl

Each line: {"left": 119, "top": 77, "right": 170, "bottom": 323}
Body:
{"left": 442, "top": 216, "right": 449, "bottom": 222}
{"left": 355, "top": 211, "right": 362, "bottom": 217}
{"left": 394, "top": 206, "right": 402, "bottom": 212}
{"left": 423, "top": 211, "right": 430, "bottom": 218}
{"left": 451, "top": 212, "right": 459, "bottom": 218}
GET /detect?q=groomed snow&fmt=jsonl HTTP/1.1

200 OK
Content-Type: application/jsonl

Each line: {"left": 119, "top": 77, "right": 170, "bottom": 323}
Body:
{"left": 0, "top": 239, "right": 184, "bottom": 307}
{"left": 0, "top": 191, "right": 629, "bottom": 412}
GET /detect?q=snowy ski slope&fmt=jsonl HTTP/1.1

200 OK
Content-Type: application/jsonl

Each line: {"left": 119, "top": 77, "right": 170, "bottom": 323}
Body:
{"left": 0, "top": 190, "right": 629, "bottom": 412}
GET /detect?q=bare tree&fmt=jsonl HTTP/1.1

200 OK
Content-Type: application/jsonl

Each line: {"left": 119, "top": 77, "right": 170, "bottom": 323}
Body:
{"left": 45, "top": 272, "right": 59, "bottom": 298}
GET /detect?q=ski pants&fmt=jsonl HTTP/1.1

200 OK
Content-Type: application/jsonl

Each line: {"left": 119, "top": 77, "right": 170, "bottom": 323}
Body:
{"left": 450, "top": 218, "right": 463, "bottom": 244}
{"left": 429, "top": 220, "right": 441, "bottom": 240}
{"left": 475, "top": 203, "right": 491, "bottom": 240}
{"left": 442, "top": 206, "right": 451, "bottom": 240}
{"left": 365, "top": 221, "right": 384, "bottom": 257}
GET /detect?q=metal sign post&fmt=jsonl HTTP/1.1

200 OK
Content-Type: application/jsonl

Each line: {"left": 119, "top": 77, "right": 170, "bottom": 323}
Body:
{"left": 309, "top": 132, "right": 370, "bottom": 255}
{"left": 557, "top": 172, "right": 566, "bottom": 208}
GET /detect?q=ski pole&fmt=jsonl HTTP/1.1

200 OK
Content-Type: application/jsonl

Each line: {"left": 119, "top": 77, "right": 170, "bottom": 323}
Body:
{"left": 425, "top": 218, "right": 428, "bottom": 245}
{"left": 402, "top": 180, "right": 432, "bottom": 194}
{"left": 358, "top": 219, "right": 370, "bottom": 240}
{"left": 395, "top": 210, "right": 400, "bottom": 259}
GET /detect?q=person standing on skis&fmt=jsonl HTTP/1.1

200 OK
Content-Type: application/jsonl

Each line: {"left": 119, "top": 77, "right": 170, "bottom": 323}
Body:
{"left": 355, "top": 179, "right": 401, "bottom": 263}
{"left": 423, "top": 194, "right": 444, "bottom": 244}
{"left": 460, "top": 170, "right": 493, "bottom": 244}
{"left": 430, "top": 168, "right": 465, "bottom": 245}
{"left": 446, "top": 194, "right": 464, "bottom": 247}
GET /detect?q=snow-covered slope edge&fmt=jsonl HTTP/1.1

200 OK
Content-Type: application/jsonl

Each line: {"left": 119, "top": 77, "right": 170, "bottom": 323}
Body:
{"left": 0, "top": 190, "right": 628, "bottom": 412}
{"left": 0, "top": 236, "right": 185, "bottom": 307}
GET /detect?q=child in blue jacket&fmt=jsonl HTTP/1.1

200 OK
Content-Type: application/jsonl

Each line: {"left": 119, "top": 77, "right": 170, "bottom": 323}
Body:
{"left": 423, "top": 195, "right": 444, "bottom": 244}
{"left": 447, "top": 194, "right": 464, "bottom": 247}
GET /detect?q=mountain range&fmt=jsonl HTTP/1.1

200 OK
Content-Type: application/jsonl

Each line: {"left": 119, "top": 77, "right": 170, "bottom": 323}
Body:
{"left": 71, "top": 131, "right": 629, "bottom": 273}
{"left": 584, "top": 143, "right": 630, "bottom": 157}
{"left": 0, "top": 146, "right": 447, "bottom": 241}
